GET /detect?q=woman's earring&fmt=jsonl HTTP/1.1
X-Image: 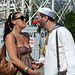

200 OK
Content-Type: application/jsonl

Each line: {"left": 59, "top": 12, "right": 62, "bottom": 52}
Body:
{"left": 15, "top": 26, "right": 17, "bottom": 29}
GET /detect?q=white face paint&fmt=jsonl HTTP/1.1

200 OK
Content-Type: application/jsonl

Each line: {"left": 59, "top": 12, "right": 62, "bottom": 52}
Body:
{"left": 36, "top": 22, "right": 40, "bottom": 26}
{"left": 34, "top": 16, "right": 41, "bottom": 26}
{"left": 35, "top": 16, "right": 40, "bottom": 19}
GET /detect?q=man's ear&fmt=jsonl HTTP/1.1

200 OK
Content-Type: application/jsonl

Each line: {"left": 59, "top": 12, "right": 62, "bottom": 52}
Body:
{"left": 12, "top": 20, "right": 16, "bottom": 24}
{"left": 45, "top": 16, "right": 48, "bottom": 22}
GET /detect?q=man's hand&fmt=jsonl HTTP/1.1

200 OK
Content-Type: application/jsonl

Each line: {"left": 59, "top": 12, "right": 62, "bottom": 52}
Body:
{"left": 31, "top": 61, "right": 43, "bottom": 69}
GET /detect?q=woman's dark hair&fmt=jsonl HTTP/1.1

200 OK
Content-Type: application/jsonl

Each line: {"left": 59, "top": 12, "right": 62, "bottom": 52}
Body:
{"left": 40, "top": 13, "right": 54, "bottom": 21}
{"left": 3, "top": 12, "right": 20, "bottom": 42}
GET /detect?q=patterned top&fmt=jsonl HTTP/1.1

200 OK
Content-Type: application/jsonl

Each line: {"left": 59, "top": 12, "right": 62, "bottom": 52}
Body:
{"left": 15, "top": 46, "right": 34, "bottom": 75}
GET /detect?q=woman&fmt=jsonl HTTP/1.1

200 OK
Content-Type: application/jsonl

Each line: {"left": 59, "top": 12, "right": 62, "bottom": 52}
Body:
{"left": 3, "top": 12, "right": 40, "bottom": 75}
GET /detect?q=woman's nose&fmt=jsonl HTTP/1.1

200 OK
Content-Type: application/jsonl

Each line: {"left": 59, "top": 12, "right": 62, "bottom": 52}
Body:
{"left": 24, "top": 18, "right": 26, "bottom": 21}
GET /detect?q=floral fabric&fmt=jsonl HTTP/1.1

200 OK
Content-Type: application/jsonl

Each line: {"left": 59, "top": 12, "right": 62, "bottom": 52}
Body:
{"left": 15, "top": 47, "right": 34, "bottom": 75}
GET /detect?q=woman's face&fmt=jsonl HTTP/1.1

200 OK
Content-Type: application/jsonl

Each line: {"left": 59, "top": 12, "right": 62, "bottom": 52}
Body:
{"left": 13, "top": 13, "right": 26, "bottom": 29}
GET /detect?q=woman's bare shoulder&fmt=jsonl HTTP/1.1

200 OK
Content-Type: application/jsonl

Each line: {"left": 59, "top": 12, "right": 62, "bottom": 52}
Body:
{"left": 6, "top": 33, "right": 15, "bottom": 40}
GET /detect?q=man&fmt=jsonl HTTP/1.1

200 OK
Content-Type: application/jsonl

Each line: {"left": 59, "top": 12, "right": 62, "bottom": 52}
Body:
{"left": 35, "top": 7, "right": 75, "bottom": 75}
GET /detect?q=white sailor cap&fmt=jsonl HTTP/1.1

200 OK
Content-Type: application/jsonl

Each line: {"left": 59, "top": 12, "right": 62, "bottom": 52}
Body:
{"left": 37, "top": 7, "right": 54, "bottom": 18}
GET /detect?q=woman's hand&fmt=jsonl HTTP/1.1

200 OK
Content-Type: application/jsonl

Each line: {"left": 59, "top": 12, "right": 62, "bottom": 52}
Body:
{"left": 31, "top": 61, "right": 39, "bottom": 69}
{"left": 31, "top": 61, "right": 43, "bottom": 69}
{"left": 31, "top": 70, "right": 40, "bottom": 75}
{"left": 28, "top": 68, "right": 40, "bottom": 75}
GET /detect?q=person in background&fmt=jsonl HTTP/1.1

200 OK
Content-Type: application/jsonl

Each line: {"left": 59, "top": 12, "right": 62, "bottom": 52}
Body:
{"left": 33, "top": 7, "right": 75, "bottom": 75}
{"left": 3, "top": 12, "right": 40, "bottom": 75}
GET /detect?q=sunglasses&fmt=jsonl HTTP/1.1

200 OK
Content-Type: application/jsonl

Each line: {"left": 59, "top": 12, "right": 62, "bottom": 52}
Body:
{"left": 14, "top": 16, "right": 25, "bottom": 21}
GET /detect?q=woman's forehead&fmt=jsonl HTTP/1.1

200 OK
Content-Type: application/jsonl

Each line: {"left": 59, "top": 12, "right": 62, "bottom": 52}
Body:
{"left": 16, "top": 13, "right": 23, "bottom": 17}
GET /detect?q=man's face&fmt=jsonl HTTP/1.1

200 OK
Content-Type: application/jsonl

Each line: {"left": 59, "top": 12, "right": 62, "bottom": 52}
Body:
{"left": 36, "top": 12, "right": 45, "bottom": 28}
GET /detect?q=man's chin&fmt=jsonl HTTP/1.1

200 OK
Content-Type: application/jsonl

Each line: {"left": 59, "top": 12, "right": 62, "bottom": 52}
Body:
{"left": 38, "top": 25, "right": 44, "bottom": 28}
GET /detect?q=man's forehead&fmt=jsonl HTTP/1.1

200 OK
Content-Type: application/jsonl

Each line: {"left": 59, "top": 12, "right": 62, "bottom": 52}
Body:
{"left": 36, "top": 12, "right": 40, "bottom": 16}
